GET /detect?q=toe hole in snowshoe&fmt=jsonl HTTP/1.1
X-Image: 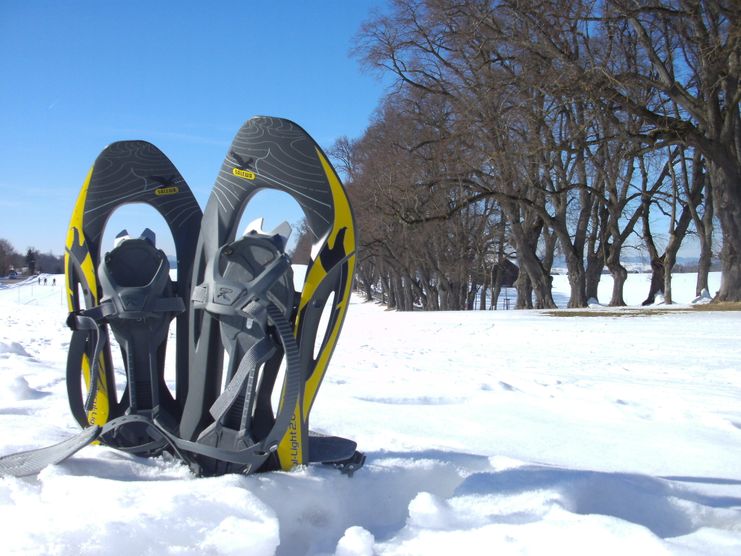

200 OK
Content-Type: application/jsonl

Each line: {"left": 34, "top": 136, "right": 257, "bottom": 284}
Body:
{"left": 235, "top": 190, "right": 315, "bottom": 266}
{"left": 99, "top": 204, "right": 180, "bottom": 408}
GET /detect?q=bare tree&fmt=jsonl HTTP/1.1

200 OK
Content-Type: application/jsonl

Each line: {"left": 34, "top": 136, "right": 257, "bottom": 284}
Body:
{"left": 641, "top": 147, "right": 706, "bottom": 304}
{"left": 351, "top": 0, "right": 735, "bottom": 308}
{"left": 0, "top": 239, "right": 18, "bottom": 275}
{"left": 690, "top": 165, "right": 715, "bottom": 296}
{"left": 506, "top": 0, "right": 740, "bottom": 300}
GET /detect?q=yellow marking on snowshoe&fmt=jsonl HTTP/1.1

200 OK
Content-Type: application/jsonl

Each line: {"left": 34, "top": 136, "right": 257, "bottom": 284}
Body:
{"left": 300, "top": 149, "right": 355, "bottom": 416}
{"left": 65, "top": 165, "right": 99, "bottom": 304}
{"left": 279, "top": 411, "right": 304, "bottom": 468}
{"left": 277, "top": 149, "right": 356, "bottom": 470}
{"left": 232, "top": 167, "right": 256, "bottom": 180}
{"left": 80, "top": 352, "right": 109, "bottom": 428}
{"left": 64, "top": 165, "right": 92, "bottom": 307}
{"left": 303, "top": 257, "right": 355, "bottom": 422}
{"left": 154, "top": 186, "right": 180, "bottom": 196}
{"left": 64, "top": 164, "right": 110, "bottom": 426}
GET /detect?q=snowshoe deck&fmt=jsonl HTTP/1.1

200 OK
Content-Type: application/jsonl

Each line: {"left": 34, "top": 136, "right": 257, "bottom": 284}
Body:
{"left": 64, "top": 141, "right": 201, "bottom": 448}
{"left": 180, "top": 116, "right": 360, "bottom": 474}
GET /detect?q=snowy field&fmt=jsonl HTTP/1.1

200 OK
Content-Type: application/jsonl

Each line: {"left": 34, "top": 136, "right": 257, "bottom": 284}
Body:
{"left": 0, "top": 272, "right": 739, "bottom": 555}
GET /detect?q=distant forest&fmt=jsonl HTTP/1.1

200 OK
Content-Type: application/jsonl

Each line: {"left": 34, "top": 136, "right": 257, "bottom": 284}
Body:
{"left": 0, "top": 239, "right": 64, "bottom": 276}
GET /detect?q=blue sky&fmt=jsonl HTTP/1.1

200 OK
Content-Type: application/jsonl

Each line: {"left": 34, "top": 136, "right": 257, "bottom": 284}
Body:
{"left": 0, "top": 1, "right": 390, "bottom": 256}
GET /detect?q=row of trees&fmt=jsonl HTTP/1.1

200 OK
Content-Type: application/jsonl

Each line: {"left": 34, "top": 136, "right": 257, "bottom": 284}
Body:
{"left": 337, "top": 0, "right": 739, "bottom": 310}
{"left": 0, "top": 240, "right": 63, "bottom": 276}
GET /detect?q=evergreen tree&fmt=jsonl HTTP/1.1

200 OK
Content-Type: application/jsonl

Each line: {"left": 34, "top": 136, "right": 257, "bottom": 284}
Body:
{"left": 25, "top": 247, "right": 39, "bottom": 275}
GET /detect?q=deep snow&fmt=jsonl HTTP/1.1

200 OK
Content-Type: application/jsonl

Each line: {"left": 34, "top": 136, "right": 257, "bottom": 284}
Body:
{"left": 0, "top": 272, "right": 739, "bottom": 555}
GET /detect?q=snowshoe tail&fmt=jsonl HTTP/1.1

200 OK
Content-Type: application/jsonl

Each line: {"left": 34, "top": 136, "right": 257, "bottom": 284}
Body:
{"left": 178, "top": 117, "right": 361, "bottom": 475}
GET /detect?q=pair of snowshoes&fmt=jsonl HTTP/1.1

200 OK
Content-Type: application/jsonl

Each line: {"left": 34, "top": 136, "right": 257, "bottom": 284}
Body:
{"left": 0, "top": 117, "right": 363, "bottom": 478}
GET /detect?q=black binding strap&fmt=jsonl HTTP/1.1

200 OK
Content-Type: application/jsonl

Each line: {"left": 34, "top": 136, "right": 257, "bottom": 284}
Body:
{"left": 0, "top": 426, "right": 102, "bottom": 478}
{"left": 66, "top": 311, "right": 109, "bottom": 414}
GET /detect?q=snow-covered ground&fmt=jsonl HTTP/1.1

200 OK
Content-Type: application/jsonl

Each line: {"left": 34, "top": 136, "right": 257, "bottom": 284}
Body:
{"left": 1, "top": 272, "right": 739, "bottom": 555}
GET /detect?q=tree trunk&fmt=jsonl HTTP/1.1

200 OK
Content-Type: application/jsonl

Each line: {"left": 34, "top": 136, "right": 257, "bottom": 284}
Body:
{"left": 392, "top": 273, "right": 410, "bottom": 311}
{"left": 362, "top": 279, "right": 374, "bottom": 302}
{"left": 585, "top": 199, "right": 603, "bottom": 302}
{"left": 585, "top": 253, "right": 603, "bottom": 302}
{"left": 412, "top": 277, "right": 427, "bottom": 310}
{"left": 710, "top": 164, "right": 741, "bottom": 302}
{"left": 490, "top": 265, "right": 503, "bottom": 310}
{"left": 490, "top": 226, "right": 506, "bottom": 310}
{"left": 418, "top": 268, "right": 438, "bottom": 310}
{"left": 541, "top": 227, "right": 556, "bottom": 276}
{"left": 605, "top": 245, "right": 628, "bottom": 306}
{"left": 491, "top": 285, "right": 502, "bottom": 309}
{"left": 403, "top": 274, "right": 416, "bottom": 311}
{"left": 660, "top": 147, "right": 707, "bottom": 304}
{"left": 514, "top": 263, "right": 533, "bottom": 309}
{"left": 428, "top": 282, "right": 440, "bottom": 310}
{"left": 696, "top": 247, "right": 712, "bottom": 297}
{"left": 643, "top": 256, "right": 665, "bottom": 306}
{"left": 438, "top": 276, "right": 450, "bottom": 310}
{"left": 695, "top": 175, "right": 714, "bottom": 297}
{"left": 608, "top": 263, "right": 628, "bottom": 306}
{"left": 479, "top": 273, "right": 488, "bottom": 310}
{"left": 663, "top": 252, "right": 675, "bottom": 305}
{"left": 452, "top": 281, "right": 466, "bottom": 310}
{"left": 356, "top": 262, "right": 375, "bottom": 301}
{"left": 663, "top": 201, "right": 701, "bottom": 305}
{"left": 641, "top": 204, "right": 664, "bottom": 306}
{"left": 467, "top": 285, "right": 477, "bottom": 311}
{"left": 508, "top": 212, "right": 556, "bottom": 309}
{"left": 564, "top": 249, "right": 587, "bottom": 308}
{"left": 386, "top": 272, "right": 397, "bottom": 310}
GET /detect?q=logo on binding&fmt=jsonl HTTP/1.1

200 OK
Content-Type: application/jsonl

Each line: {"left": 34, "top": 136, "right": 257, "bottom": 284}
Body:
{"left": 215, "top": 286, "right": 235, "bottom": 304}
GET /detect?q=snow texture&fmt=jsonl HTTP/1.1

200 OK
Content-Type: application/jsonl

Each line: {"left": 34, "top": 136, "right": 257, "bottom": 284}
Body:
{"left": 0, "top": 272, "right": 740, "bottom": 555}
